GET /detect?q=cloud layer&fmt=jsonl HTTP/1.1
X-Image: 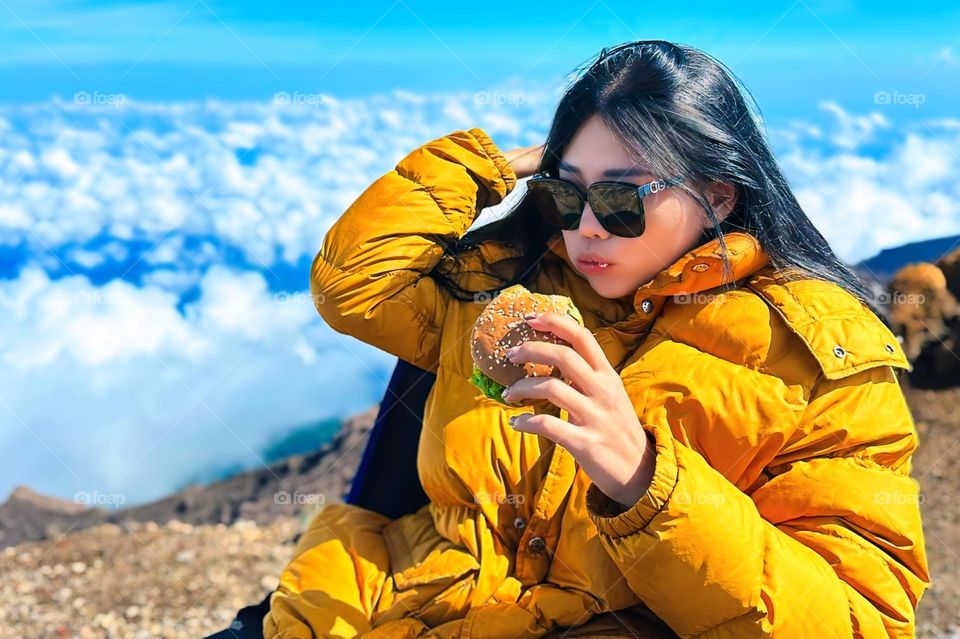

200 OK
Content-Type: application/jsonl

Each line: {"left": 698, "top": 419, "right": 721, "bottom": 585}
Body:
{"left": 0, "top": 91, "right": 955, "bottom": 505}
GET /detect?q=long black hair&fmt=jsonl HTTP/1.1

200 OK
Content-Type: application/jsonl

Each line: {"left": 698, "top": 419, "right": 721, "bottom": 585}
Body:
{"left": 432, "top": 39, "right": 876, "bottom": 315}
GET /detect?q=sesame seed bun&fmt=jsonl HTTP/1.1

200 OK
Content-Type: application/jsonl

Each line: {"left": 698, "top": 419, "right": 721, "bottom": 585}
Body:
{"left": 469, "top": 284, "right": 584, "bottom": 412}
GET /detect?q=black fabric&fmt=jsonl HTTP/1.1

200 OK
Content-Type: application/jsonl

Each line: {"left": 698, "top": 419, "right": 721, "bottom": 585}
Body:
{"left": 346, "top": 359, "right": 434, "bottom": 518}
{"left": 203, "top": 595, "right": 274, "bottom": 639}
{"left": 203, "top": 358, "right": 436, "bottom": 638}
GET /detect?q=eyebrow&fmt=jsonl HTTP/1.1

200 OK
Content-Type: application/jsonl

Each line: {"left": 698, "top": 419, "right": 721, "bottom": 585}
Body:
{"left": 558, "top": 160, "right": 652, "bottom": 178}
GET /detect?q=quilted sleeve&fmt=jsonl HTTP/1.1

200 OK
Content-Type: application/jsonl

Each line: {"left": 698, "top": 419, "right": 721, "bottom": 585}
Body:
{"left": 584, "top": 364, "right": 930, "bottom": 638}
{"left": 310, "top": 127, "right": 517, "bottom": 372}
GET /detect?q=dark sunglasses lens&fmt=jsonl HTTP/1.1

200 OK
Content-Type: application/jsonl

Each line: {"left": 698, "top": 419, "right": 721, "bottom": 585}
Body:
{"left": 529, "top": 180, "right": 583, "bottom": 230}
{"left": 589, "top": 183, "right": 645, "bottom": 237}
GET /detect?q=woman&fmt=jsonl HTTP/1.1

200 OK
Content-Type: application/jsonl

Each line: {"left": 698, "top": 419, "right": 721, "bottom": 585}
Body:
{"left": 265, "top": 41, "right": 929, "bottom": 638}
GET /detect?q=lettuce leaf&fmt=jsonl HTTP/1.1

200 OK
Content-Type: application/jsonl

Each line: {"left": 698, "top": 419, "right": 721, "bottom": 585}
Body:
{"left": 469, "top": 364, "right": 511, "bottom": 405}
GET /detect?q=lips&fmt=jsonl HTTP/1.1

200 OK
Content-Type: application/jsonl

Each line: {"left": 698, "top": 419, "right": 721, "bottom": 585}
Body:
{"left": 576, "top": 254, "right": 613, "bottom": 267}
{"left": 577, "top": 253, "right": 612, "bottom": 265}
{"left": 575, "top": 256, "right": 614, "bottom": 274}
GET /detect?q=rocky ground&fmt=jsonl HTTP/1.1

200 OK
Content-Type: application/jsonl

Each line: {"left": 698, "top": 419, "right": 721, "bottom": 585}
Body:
{"left": 0, "top": 383, "right": 957, "bottom": 638}
{"left": 0, "top": 405, "right": 381, "bottom": 639}
{"left": 0, "top": 517, "right": 304, "bottom": 639}
{"left": 905, "top": 382, "right": 960, "bottom": 638}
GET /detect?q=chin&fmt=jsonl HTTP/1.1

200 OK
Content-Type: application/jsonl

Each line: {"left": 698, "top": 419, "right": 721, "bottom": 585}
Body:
{"left": 587, "top": 277, "right": 632, "bottom": 299}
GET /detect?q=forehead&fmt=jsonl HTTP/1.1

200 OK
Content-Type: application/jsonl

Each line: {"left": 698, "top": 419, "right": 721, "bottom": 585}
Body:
{"left": 560, "top": 115, "right": 651, "bottom": 178}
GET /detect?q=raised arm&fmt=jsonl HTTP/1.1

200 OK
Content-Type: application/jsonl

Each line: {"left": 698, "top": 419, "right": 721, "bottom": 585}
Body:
{"left": 310, "top": 128, "right": 517, "bottom": 372}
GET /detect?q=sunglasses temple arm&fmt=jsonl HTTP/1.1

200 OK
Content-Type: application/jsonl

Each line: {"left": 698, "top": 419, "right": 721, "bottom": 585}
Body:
{"left": 637, "top": 175, "right": 687, "bottom": 197}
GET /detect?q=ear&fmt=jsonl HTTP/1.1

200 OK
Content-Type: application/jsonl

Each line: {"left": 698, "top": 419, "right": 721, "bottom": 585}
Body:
{"left": 703, "top": 181, "right": 737, "bottom": 227}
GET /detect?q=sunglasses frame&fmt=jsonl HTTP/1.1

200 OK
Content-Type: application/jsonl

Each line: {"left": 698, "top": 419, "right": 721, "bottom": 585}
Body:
{"left": 527, "top": 170, "right": 686, "bottom": 238}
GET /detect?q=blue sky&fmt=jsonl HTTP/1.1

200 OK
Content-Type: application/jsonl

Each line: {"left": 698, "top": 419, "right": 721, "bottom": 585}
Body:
{"left": 0, "top": 1, "right": 957, "bottom": 121}
{"left": 0, "top": 2, "right": 957, "bottom": 506}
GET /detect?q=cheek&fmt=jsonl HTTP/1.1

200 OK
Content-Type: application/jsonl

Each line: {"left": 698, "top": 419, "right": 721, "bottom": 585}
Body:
{"left": 642, "top": 196, "right": 707, "bottom": 250}
{"left": 644, "top": 196, "right": 696, "bottom": 234}
{"left": 613, "top": 202, "right": 707, "bottom": 283}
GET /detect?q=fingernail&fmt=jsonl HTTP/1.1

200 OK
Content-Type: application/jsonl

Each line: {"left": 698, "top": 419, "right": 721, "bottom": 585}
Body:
{"left": 501, "top": 388, "right": 510, "bottom": 399}
{"left": 509, "top": 416, "right": 517, "bottom": 426}
{"left": 523, "top": 312, "right": 539, "bottom": 321}
{"left": 505, "top": 346, "right": 519, "bottom": 358}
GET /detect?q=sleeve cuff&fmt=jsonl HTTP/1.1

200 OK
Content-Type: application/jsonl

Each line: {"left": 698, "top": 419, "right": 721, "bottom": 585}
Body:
{"left": 467, "top": 127, "right": 518, "bottom": 198}
{"left": 585, "top": 421, "right": 680, "bottom": 538}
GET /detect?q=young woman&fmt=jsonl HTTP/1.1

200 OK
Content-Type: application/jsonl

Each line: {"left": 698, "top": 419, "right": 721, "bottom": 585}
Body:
{"left": 265, "top": 41, "right": 929, "bottom": 639}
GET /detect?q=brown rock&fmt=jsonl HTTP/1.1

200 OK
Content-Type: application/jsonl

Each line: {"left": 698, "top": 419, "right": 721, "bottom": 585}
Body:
{"left": 888, "top": 262, "right": 958, "bottom": 361}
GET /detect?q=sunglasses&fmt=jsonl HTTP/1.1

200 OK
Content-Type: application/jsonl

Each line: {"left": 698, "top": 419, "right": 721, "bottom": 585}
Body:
{"left": 527, "top": 170, "right": 685, "bottom": 238}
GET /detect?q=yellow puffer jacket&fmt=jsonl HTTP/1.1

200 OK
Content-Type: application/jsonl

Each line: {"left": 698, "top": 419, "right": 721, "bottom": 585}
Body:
{"left": 265, "top": 128, "right": 929, "bottom": 639}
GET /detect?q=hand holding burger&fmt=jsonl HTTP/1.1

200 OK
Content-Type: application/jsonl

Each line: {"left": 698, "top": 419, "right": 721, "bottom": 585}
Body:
{"left": 469, "top": 284, "right": 658, "bottom": 509}
{"left": 469, "top": 284, "right": 584, "bottom": 415}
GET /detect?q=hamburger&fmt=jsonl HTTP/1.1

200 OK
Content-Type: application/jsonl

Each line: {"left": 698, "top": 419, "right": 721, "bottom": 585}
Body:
{"left": 469, "top": 284, "right": 585, "bottom": 412}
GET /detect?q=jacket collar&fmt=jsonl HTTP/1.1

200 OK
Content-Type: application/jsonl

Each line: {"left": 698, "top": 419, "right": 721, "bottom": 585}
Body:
{"left": 545, "top": 230, "right": 771, "bottom": 315}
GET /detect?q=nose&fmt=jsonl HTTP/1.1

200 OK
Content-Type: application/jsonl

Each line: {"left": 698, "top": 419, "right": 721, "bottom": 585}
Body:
{"left": 577, "top": 203, "right": 609, "bottom": 239}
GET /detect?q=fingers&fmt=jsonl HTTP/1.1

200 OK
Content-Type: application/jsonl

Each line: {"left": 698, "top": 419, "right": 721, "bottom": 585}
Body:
{"left": 505, "top": 339, "right": 596, "bottom": 395}
{"left": 504, "top": 143, "right": 546, "bottom": 179}
{"left": 524, "top": 311, "right": 609, "bottom": 372}
{"left": 509, "top": 411, "right": 584, "bottom": 452}
{"left": 501, "top": 375, "right": 591, "bottom": 421}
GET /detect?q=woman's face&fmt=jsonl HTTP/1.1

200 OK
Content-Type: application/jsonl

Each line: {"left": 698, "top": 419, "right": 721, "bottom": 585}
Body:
{"left": 559, "top": 114, "right": 736, "bottom": 299}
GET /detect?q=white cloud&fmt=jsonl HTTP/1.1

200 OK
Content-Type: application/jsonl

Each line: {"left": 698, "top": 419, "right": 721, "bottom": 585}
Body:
{"left": 0, "top": 264, "right": 397, "bottom": 504}
{"left": 0, "top": 91, "right": 957, "bottom": 505}
{"left": 775, "top": 102, "right": 960, "bottom": 263}
{"left": 817, "top": 100, "right": 891, "bottom": 149}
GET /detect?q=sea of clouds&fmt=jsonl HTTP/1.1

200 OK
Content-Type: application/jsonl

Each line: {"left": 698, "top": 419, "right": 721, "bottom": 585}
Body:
{"left": 0, "top": 88, "right": 956, "bottom": 506}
